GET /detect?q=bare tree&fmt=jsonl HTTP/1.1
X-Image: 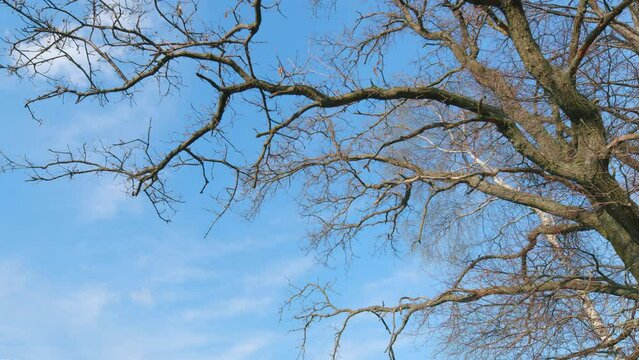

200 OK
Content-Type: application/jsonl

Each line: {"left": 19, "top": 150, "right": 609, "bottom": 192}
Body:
{"left": 3, "top": 0, "right": 639, "bottom": 358}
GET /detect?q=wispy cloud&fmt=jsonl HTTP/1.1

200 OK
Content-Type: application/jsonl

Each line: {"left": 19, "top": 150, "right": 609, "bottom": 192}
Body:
{"left": 78, "top": 180, "right": 136, "bottom": 221}
{"left": 58, "top": 285, "right": 119, "bottom": 326}
{"left": 0, "top": 256, "right": 266, "bottom": 359}
{"left": 0, "top": 260, "right": 28, "bottom": 298}
{"left": 358, "top": 258, "right": 437, "bottom": 306}
{"left": 181, "top": 295, "right": 274, "bottom": 322}
{"left": 217, "top": 336, "right": 273, "bottom": 360}
{"left": 129, "top": 288, "right": 155, "bottom": 307}
{"left": 243, "top": 256, "right": 314, "bottom": 288}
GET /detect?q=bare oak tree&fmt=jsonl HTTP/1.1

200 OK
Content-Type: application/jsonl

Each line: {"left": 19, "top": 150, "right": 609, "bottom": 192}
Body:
{"left": 3, "top": 0, "right": 639, "bottom": 358}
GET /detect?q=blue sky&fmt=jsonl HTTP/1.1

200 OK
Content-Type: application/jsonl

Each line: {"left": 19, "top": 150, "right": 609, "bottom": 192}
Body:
{"left": 0, "top": 2, "right": 445, "bottom": 359}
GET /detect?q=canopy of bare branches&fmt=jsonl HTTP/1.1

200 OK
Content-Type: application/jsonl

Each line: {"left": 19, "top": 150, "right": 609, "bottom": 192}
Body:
{"left": 3, "top": 0, "right": 639, "bottom": 358}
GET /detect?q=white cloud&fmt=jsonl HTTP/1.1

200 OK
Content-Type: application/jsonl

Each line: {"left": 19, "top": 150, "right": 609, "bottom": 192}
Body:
{"left": 10, "top": 0, "right": 159, "bottom": 90}
{"left": 14, "top": 33, "right": 104, "bottom": 86}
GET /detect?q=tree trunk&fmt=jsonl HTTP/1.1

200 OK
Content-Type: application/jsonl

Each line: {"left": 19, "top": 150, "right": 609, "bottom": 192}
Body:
{"left": 589, "top": 173, "right": 639, "bottom": 280}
